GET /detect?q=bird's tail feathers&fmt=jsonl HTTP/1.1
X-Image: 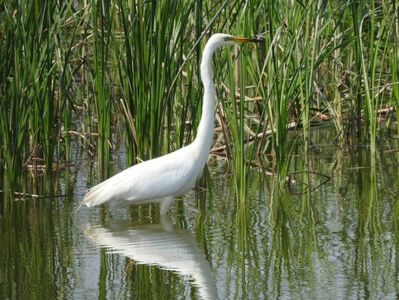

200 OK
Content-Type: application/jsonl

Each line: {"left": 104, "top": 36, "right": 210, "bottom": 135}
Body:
{"left": 76, "top": 180, "right": 115, "bottom": 212}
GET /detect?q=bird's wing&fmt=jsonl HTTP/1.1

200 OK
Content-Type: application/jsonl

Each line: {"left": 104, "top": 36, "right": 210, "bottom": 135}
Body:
{"left": 79, "top": 145, "right": 198, "bottom": 208}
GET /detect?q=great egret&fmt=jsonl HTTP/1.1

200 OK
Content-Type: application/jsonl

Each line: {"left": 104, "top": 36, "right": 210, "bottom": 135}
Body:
{"left": 80, "top": 33, "right": 262, "bottom": 214}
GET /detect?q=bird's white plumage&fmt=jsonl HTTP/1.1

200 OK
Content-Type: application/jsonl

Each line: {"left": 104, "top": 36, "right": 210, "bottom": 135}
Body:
{"left": 80, "top": 33, "right": 260, "bottom": 213}
{"left": 83, "top": 143, "right": 199, "bottom": 210}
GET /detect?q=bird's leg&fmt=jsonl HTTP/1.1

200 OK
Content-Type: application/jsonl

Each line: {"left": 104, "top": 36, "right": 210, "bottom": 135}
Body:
{"left": 159, "top": 197, "right": 175, "bottom": 215}
{"left": 160, "top": 214, "right": 174, "bottom": 231}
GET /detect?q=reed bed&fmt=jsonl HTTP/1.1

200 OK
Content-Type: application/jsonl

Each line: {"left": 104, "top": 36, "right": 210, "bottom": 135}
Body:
{"left": 0, "top": 0, "right": 397, "bottom": 196}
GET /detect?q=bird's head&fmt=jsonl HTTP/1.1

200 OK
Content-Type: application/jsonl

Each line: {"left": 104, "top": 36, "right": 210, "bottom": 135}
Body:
{"left": 208, "top": 33, "right": 264, "bottom": 48}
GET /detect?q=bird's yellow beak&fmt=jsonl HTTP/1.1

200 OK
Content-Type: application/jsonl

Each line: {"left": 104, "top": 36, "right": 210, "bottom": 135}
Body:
{"left": 232, "top": 36, "right": 264, "bottom": 43}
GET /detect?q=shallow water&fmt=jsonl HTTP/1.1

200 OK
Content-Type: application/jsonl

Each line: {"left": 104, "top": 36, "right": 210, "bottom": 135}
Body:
{"left": 1, "top": 133, "right": 399, "bottom": 299}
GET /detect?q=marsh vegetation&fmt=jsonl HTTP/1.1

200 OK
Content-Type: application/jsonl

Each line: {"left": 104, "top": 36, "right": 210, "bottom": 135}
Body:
{"left": 1, "top": 0, "right": 399, "bottom": 299}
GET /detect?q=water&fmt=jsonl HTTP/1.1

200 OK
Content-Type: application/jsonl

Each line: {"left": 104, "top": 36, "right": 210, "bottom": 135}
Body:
{"left": 1, "top": 133, "right": 399, "bottom": 299}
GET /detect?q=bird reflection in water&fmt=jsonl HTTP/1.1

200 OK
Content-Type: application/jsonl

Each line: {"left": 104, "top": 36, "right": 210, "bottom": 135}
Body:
{"left": 84, "top": 216, "right": 217, "bottom": 300}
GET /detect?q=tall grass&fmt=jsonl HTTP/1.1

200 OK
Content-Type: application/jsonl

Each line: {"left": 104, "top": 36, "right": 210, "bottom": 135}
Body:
{"left": 393, "top": 1, "right": 399, "bottom": 135}
{"left": 114, "top": 0, "right": 196, "bottom": 162}
{"left": 356, "top": 2, "right": 391, "bottom": 154}
{"left": 0, "top": 0, "right": 397, "bottom": 197}
{"left": 91, "top": 0, "right": 113, "bottom": 177}
{"left": 0, "top": 0, "right": 76, "bottom": 189}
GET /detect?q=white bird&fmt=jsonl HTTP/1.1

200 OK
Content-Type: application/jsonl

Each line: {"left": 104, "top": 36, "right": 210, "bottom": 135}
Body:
{"left": 80, "top": 33, "right": 262, "bottom": 214}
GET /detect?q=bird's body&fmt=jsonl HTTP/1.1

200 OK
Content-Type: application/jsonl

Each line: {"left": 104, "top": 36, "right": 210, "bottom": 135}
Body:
{"left": 83, "top": 141, "right": 205, "bottom": 214}
{"left": 81, "top": 33, "right": 262, "bottom": 214}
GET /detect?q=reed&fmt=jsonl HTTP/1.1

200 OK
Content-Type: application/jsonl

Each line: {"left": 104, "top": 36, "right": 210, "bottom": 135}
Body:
{"left": 0, "top": 0, "right": 398, "bottom": 196}
{"left": 0, "top": 0, "right": 73, "bottom": 188}
{"left": 356, "top": 2, "right": 390, "bottom": 154}
{"left": 218, "top": 49, "right": 246, "bottom": 202}
{"left": 114, "top": 0, "right": 198, "bottom": 164}
{"left": 91, "top": 0, "right": 114, "bottom": 177}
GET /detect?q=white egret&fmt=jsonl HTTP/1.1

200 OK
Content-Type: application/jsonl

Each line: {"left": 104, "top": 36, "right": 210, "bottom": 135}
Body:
{"left": 80, "top": 33, "right": 262, "bottom": 214}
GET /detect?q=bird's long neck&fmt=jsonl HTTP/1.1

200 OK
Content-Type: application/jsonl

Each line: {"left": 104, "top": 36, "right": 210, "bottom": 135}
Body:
{"left": 194, "top": 44, "right": 217, "bottom": 158}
